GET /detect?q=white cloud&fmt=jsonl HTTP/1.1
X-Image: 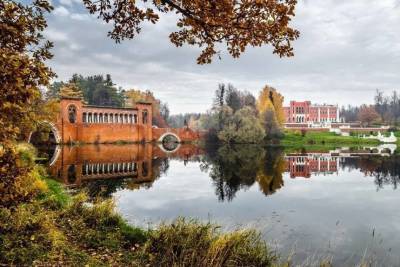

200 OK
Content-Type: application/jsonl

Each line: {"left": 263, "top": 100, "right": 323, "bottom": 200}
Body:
{"left": 59, "top": 0, "right": 73, "bottom": 6}
{"left": 44, "top": 28, "right": 68, "bottom": 42}
{"left": 70, "top": 13, "right": 91, "bottom": 21}
{"left": 45, "top": 0, "right": 400, "bottom": 113}
{"left": 53, "top": 6, "right": 69, "bottom": 16}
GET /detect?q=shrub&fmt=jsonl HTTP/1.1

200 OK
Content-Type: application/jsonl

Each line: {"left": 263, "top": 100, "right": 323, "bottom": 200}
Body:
{"left": 0, "top": 144, "right": 47, "bottom": 208}
{"left": 140, "top": 218, "right": 277, "bottom": 267}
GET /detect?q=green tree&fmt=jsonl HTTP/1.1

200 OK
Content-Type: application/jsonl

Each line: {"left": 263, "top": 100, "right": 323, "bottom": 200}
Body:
{"left": 49, "top": 74, "right": 125, "bottom": 107}
{"left": 225, "top": 84, "right": 242, "bottom": 113}
{"left": 218, "top": 107, "right": 265, "bottom": 144}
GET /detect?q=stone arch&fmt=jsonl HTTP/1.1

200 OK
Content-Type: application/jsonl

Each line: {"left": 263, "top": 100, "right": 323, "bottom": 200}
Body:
{"left": 28, "top": 121, "right": 62, "bottom": 166}
{"left": 158, "top": 132, "right": 181, "bottom": 143}
{"left": 158, "top": 132, "right": 181, "bottom": 153}
{"left": 28, "top": 121, "right": 61, "bottom": 144}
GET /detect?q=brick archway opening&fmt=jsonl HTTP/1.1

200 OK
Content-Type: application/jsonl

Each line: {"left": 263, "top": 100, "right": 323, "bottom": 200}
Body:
{"left": 28, "top": 121, "right": 62, "bottom": 166}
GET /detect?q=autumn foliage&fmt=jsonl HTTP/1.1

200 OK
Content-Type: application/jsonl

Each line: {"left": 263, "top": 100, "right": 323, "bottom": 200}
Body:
{"left": 83, "top": 0, "right": 300, "bottom": 64}
{"left": 0, "top": 0, "right": 55, "bottom": 206}
{"left": 0, "top": 0, "right": 55, "bottom": 144}
{"left": 256, "top": 85, "right": 285, "bottom": 139}
{"left": 125, "top": 89, "right": 169, "bottom": 127}
{"left": 358, "top": 105, "right": 381, "bottom": 127}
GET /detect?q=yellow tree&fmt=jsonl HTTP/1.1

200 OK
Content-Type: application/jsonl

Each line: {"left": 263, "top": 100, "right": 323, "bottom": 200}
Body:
{"left": 83, "top": 0, "right": 300, "bottom": 64}
{"left": 125, "top": 89, "right": 169, "bottom": 127}
{"left": 256, "top": 85, "right": 285, "bottom": 126}
{"left": 124, "top": 89, "right": 148, "bottom": 107}
{"left": 256, "top": 85, "right": 285, "bottom": 139}
{"left": 59, "top": 83, "right": 84, "bottom": 99}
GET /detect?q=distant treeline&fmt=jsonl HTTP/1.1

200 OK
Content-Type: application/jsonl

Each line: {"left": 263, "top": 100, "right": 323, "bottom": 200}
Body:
{"left": 167, "top": 113, "right": 202, "bottom": 128}
{"left": 341, "top": 89, "right": 400, "bottom": 126}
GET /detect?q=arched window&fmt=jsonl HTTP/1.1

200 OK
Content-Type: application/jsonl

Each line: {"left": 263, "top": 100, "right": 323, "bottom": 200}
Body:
{"left": 129, "top": 114, "right": 133, "bottom": 124}
{"left": 119, "top": 114, "right": 123, "bottom": 124}
{"left": 142, "top": 110, "right": 148, "bottom": 124}
{"left": 110, "top": 113, "right": 114, "bottom": 123}
{"left": 68, "top": 105, "right": 77, "bottom": 123}
{"left": 99, "top": 113, "right": 103, "bottom": 123}
{"left": 94, "top": 113, "right": 98, "bottom": 123}
{"left": 124, "top": 114, "right": 128, "bottom": 123}
{"left": 115, "top": 114, "right": 118, "bottom": 123}
{"left": 134, "top": 114, "right": 138, "bottom": 124}
{"left": 104, "top": 113, "right": 108, "bottom": 123}
{"left": 82, "top": 112, "right": 87, "bottom": 123}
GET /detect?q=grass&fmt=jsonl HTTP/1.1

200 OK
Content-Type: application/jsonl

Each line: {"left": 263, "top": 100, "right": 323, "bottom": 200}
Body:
{"left": 281, "top": 131, "right": 381, "bottom": 148}
{"left": 0, "top": 142, "right": 280, "bottom": 266}
{"left": 139, "top": 218, "right": 276, "bottom": 267}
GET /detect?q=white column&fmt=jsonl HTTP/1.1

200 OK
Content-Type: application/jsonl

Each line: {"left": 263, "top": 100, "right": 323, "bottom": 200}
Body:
{"left": 327, "top": 108, "right": 330, "bottom": 122}
{"left": 318, "top": 158, "right": 321, "bottom": 173}
{"left": 336, "top": 106, "right": 340, "bottom": 122}
{"left": 318, "top": 107, "right": 321, "bottom": 122}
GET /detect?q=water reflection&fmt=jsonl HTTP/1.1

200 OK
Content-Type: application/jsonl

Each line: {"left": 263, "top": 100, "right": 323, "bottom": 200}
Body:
{"left": 46, "top": 144, "right": 202, "bottom": 198}
{"left": 42, "top": 143, "right": 400, "bottom": 200}
{"left": 37, "top": 143, "right": 400, "bottom": 265}
{"left": 200, "top": 145, "right": 285, "bottom": 201}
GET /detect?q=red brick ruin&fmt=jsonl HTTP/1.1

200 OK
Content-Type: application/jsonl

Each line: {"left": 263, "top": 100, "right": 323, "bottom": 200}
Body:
{"left": 51, "top": 97, "right": 202, "bottom": 144}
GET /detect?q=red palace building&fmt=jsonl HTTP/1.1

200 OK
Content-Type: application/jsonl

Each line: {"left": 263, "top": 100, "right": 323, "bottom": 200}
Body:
{"left": 285, "top": 154, "right": 339, "bottom": 178}
{"left": 283, "top": 101, "right": 340, "bottom": 124}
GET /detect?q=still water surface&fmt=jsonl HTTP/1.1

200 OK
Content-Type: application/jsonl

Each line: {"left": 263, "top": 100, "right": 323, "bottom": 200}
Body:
{"left": 44, "top": 144, "right": 400, "bottom": 266}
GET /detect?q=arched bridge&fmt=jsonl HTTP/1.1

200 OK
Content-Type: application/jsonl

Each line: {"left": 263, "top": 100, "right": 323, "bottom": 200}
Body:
{"left": 152, "top": 127, "right": 203, "bottom": 144}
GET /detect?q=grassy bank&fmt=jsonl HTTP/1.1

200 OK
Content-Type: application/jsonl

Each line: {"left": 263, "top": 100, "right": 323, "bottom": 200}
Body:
{"left": 0, "top": 143, "right": 277, "bottom": 266}
{"left": 281, "top": 131, "right": 382, "bottom": 148}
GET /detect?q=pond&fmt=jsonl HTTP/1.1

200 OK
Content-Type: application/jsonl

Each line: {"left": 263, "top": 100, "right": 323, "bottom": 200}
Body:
{"left": 41, "top": 143, "right": 400, "bottom": 266}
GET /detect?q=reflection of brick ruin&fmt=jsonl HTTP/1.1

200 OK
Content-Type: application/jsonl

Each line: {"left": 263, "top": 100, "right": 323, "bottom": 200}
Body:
{"left": 48, "top": 144, "right": 204, "bottom": 187}
{"left": 49, "top": 97, "right": 202, "bottom": 144}
{"left": 285, "top": 154, "right": 339, "bottom": 178}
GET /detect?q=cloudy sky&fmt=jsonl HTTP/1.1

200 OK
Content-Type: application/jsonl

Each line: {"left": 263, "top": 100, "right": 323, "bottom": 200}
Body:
{"left": 43, "top": 0, "right": 400, "bottom": 114}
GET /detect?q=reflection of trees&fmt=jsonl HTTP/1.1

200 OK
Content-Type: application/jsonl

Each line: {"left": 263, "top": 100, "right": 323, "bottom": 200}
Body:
{"left": 256, "top": 149, "right": 285, "bottom": 196}
{"left": 201, "top": 145, "right": 285, "bottom": 201}
{"left": 82, "top": 178, "right": 129, "bottom": 199}
{"left": 366, "top": 156, "right": 400, "bottom": 190}
{"left": 342, "top": 156, "right": 400, "bottom": 190}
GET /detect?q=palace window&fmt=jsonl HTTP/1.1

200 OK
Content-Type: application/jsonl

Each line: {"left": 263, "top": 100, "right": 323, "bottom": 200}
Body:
{"left": 134, "top": 114, "right": 138, "bottom": 124}
{"left": 99, "top": 113, "right": 103, "bottom": 123}
{"left": 82, "top": 112, "right": 87, "bottom": 123}
{"left": 129, "top": 114, "right": 133, "bottom": 124}
{"left": 120, "top": 114, "right": 124, "bottom": 124}
{"left": 68, "top": 105, "right": 77, "bottom": 123}
{"left": 124, "top": 114, "right": 128, "bottom": 123}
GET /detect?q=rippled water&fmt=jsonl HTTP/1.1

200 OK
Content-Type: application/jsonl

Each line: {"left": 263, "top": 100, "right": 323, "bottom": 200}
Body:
{"left": 42, "top": 144, "right": 400, "bottom": 266}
